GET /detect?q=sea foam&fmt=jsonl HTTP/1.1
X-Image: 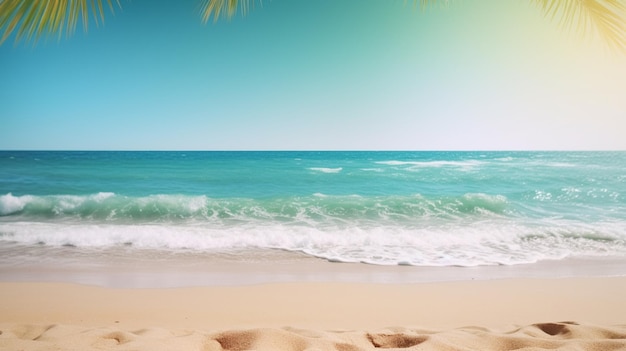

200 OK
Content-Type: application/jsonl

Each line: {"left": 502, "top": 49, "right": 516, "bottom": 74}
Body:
{"left": 1, "top": 218, "right": 625, "bottom": 267}
{"left": 309, "top": 167, "right": 343, "bottom": 173}
{"left": 0, "top": 193, "right": 32, "bottom": 215}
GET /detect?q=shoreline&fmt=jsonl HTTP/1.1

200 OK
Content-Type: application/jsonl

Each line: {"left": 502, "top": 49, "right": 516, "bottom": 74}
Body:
{"left": 3, "top": 244, "right": 626, "bottom": 350}
{"left": 2, "top": 252, "right": 626, "bottom": 350}
{"left": 2, "top": 244, "right": 626, "bottom": 288}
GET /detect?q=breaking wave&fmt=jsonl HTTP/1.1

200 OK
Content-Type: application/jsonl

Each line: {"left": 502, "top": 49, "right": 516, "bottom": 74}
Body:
{"left": 2, "top": 192, "right": 625, "bottom": 267}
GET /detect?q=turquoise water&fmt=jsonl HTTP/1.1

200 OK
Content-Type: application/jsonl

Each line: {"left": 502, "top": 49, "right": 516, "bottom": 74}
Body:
{"left": 1, "top": 151, "right": 625, "bottom": 266}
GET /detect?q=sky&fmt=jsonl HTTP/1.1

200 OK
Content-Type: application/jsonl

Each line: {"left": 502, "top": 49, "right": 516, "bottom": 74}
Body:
{"left": 1, "top": 0, "right": 625, "bottom": 150}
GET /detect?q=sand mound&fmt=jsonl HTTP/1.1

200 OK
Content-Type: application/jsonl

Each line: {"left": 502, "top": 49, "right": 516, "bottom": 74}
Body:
{"left": 2, "top": 322, "right": 625, "bottom": 351}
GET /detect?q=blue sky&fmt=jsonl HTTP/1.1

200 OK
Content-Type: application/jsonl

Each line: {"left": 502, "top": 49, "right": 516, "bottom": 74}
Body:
{"left": 1, "top": 0, "right": 625, "bottom": 150}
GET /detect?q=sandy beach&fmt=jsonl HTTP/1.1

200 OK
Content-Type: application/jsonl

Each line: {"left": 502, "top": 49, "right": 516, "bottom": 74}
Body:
{"left": 2, "top": 272, "right": 626, "bottom": 350}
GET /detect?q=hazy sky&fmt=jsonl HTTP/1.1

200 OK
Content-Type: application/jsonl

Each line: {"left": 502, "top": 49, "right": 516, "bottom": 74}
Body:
{"left": 1, "top": 0, "right": 625, "bottom": 150}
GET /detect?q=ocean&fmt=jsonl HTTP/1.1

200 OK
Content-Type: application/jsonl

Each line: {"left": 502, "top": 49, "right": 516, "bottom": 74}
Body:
{"left": 1, "top": 151, "right": 625, "bottom": 269}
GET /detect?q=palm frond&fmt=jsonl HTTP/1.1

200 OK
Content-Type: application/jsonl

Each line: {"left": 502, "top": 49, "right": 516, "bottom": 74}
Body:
{"left": 411, "top": 0, "right": 451, "bottom": 10}
{"left": 2, "top": 0, "right": 624, "bottom": 51}
{"left": 532, "top": 0, "right": 626, "bottom": 50}
{"left": 0, "top": 0, "right": 121, "bottom": 45}
{"left": 199, "top": 0, "right": 261, "bottom": 23}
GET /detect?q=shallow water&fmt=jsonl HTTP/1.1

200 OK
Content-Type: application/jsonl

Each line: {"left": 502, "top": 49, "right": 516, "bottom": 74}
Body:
{"left": 1, "top": 151, "right": 625, "bottom": 267}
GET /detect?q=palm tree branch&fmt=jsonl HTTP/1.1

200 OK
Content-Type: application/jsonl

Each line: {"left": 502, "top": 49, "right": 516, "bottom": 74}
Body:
{"left": 199, "top": 0, "right": 261, "bottom": 23}
{"left": 1, "top": 0, "right": 625, "bottom": 50}
{"left": 0, "top": 1, "right": 25, "bottom": 43}
{"left": 532, "top": 0, "right": 626, "bottom": 50}
{"left": 586, "top": 0, "right": 626, "bottom": 48}
{"left": 413, "top": 0, "right": 451, "bottom": 10}
{"left": 16, "top": 1, "right": 41, "bottom": 42}
{"left": 0, "top": 0, "right": 121, "bottom": 45}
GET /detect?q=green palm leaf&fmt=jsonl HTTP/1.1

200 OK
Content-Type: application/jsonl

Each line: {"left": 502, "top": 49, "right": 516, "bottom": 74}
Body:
{"left": 1, "top": 0, "right": 625, "bottom": 50}
{"left": 0, "top": 0, "right": 120, "bottom": 45}
{"left": 412, "top": 0, "right": 452, "bottom": 10}
{"left": 532, "top": 0, "right": 626, "bottom": 50}
{"left": 197, "top": 0, "right": 447, "bottom": 21}
{"left": 199, "top": 0, "right": 259, "bottom": 23}
{"left": 200, "top": 0, "right": 625, "bottom": 50}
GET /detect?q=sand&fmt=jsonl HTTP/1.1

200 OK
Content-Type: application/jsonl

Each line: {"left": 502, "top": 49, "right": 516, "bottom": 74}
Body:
{"left": 1, "top": 277, "right": 626, "bottom": 350}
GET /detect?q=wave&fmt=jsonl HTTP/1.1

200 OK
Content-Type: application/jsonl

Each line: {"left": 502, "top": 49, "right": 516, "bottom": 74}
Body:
{"left": 375, "top": 160, "right": 484, "bottom": 166}
{"left": 0, "top": 192, "right": 510, "bottom": 223}
{"left": 0, "top": 193, "right": 208, "bottom": 220}
{"left": 375, "top": 160, "right": 484, "bottom": 170}
{"left": 1, "top": 218, "right": 625, "bottom": 267}
{"left": 2, "top": 192, "right": 625, "bottom": 267}
{"left": 309, "top": 167, "right": 343, "bottom": 173}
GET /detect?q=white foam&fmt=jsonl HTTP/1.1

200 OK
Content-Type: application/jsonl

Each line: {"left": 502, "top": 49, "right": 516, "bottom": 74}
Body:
{"left": 360, "top": 168, "right": 384, "bottom": 172}
{"left": 375, "top": 160, "right": 484, "bottom": 170}
{"left": 93, "top": 192, "right": 115, "bottom": 201}
{"left": 1, "top": 218, "right": 625, "bottom": 267}
{"left": 309, "top": 167, "right": 343, "bottom": 173}
{"left": 0, "top": 193, "right": 32, "bottom": 215}
{"left": 548, "top": 162, "right": 576, "bottom": 168}
{"left": 375, "top": 160, "right": 408, "bottom": 166}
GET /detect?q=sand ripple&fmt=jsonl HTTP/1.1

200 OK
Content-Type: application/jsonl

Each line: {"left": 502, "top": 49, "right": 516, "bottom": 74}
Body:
{"left": 2, "top": 322, "right": 625, "bottom": 351}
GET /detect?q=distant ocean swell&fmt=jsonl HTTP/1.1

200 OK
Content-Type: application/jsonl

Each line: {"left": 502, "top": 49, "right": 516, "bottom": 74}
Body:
{"left": 1, "top": 192, "right": 625, "bottom": 267}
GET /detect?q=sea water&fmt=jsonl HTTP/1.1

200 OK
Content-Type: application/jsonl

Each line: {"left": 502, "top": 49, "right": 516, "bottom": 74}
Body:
{"left": 1, "top": 151, "right": 625, "bottom": 267}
